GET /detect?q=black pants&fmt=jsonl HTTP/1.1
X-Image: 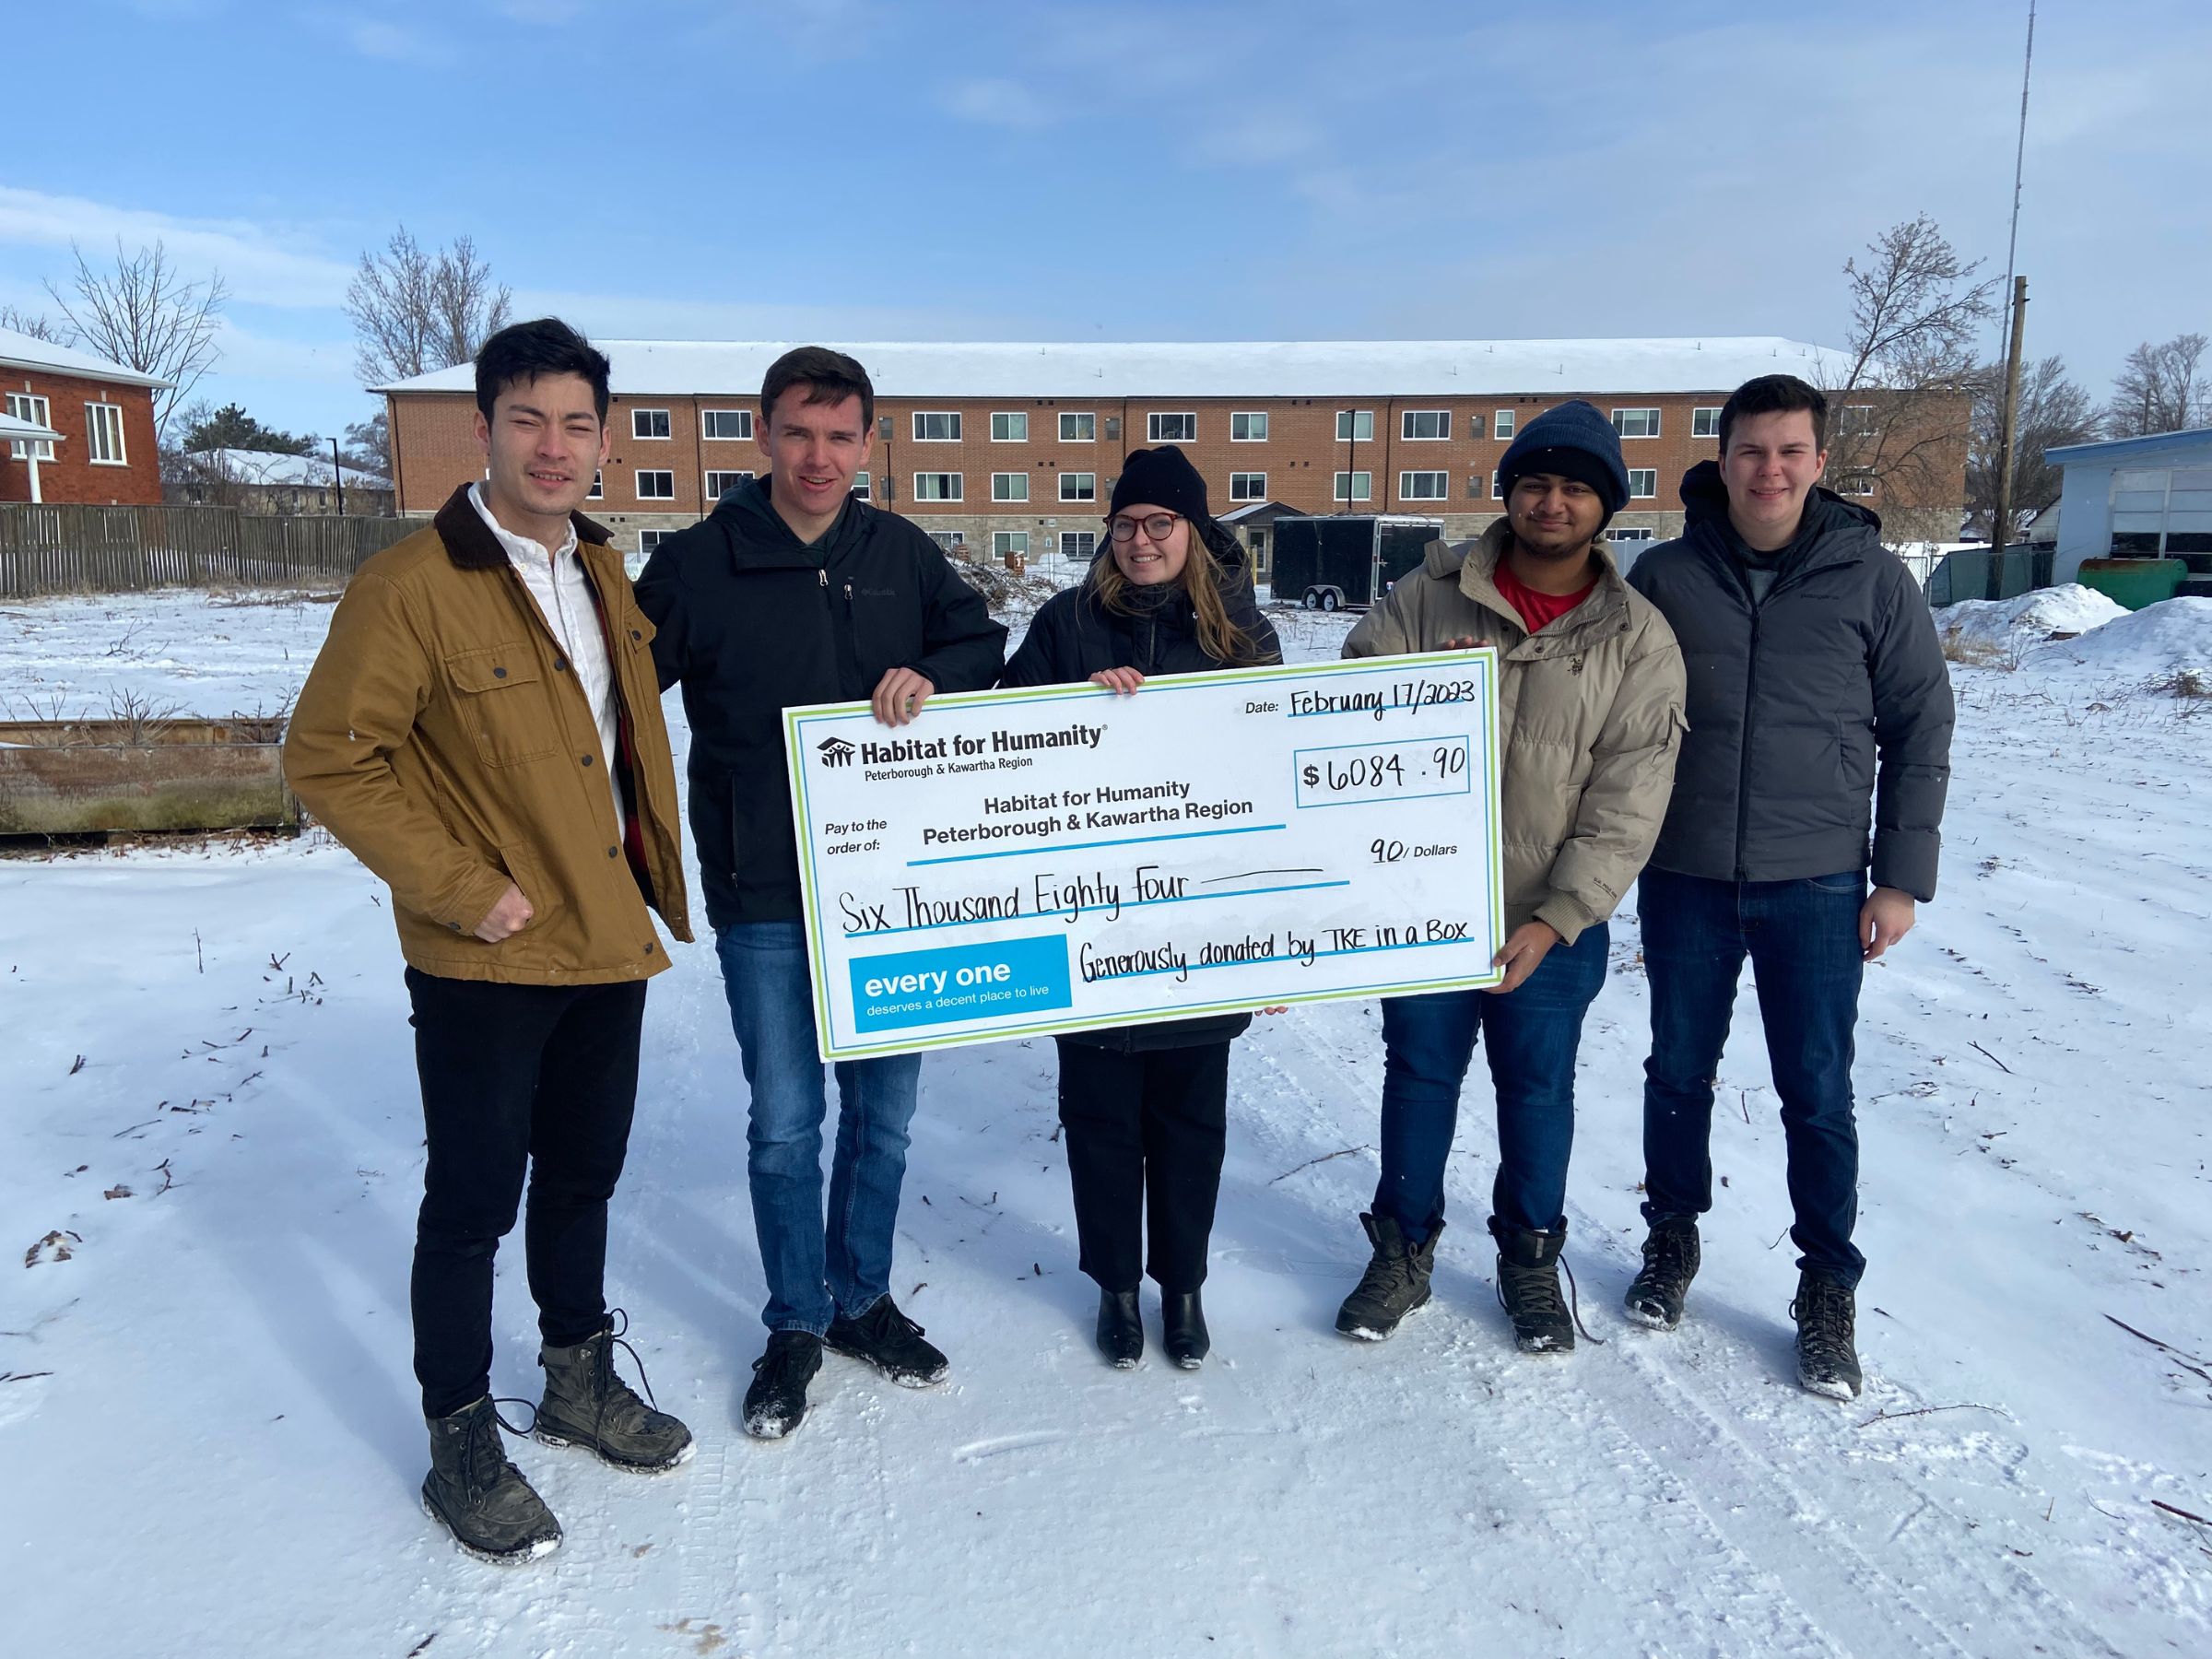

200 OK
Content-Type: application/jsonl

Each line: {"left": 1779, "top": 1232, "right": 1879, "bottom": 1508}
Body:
{"left": 1055, "top": 1039, "right": 1230, "bottom": 1293}
{"left": 406, "top": 967, "right": 647, "bottom": 1419}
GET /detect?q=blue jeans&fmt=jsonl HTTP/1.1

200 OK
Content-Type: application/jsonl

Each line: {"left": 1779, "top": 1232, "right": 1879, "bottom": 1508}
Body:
{"left": 1637, "top": 866, "right": 1867, "bottom": 1285}
{"left": 1373, "top": 923, "right": 1609, "bottom": 1241}
{"left": 716, "top": 922, "right": 923, "bottom": 1335}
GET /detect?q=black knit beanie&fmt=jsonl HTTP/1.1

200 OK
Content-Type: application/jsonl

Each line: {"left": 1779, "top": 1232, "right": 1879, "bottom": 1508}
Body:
{"left": 1109, "top": 445, "right": 1209, "bottom": 523}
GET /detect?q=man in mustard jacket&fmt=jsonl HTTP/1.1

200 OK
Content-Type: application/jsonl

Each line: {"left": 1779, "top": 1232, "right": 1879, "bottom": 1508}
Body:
{"left": 285, "top": 319, "right": 694, "bottom": 1564}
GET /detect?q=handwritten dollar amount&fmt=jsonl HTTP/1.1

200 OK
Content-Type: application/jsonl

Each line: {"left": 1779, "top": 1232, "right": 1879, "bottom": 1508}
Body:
{"left": 1294, "top": 736, "right": 1472, "bottom": 808}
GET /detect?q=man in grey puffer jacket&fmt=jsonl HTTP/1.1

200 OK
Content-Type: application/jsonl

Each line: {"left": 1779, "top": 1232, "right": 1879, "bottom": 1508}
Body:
{"left": 1621, "top": 373, "right": 1954, "bottom": 1402}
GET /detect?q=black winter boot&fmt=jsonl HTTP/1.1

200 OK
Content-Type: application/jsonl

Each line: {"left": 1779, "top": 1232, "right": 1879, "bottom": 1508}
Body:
{"left": 536, "top": 1310, "right": 695, "bottom": 1473}
{"left": 1096, "top": 1288, "right": 1144, "bottom": 1369}
{"left": 1792, "top": 1269, "right": 1863, "bottom": 1400}
{"left": 1335, "top": 1212, "right": 1441, "bottom": 1341}
{"left": 1623, "top": 1218, "right": 1701, "bottom": 1331}
{"left": 1489, "top": 1218, "right": 1574, "bottom": 1355}
{"left": 1161, "top": 1288, "right": 1209, "bottom": 1370}
{"left": 826, "top": 1295, "right": 949, "bottom": 1387}
{"left": 421, "top": 1397, "right": 562, "bottom": 1565}
{"left": 743, "top": 1331, "right": 822, "bottom": 1440}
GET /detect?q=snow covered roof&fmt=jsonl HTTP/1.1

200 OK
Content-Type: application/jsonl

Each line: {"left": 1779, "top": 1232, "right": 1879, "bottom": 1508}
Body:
{"left": 0, "top": 411, "right": 63, "bottom": 443}
{"left": 2045, "top": 426, "right": 2212, "bottom": 468}
{"left": 185, "top": 448, "right": 390, "bottom": 489}
{"left": 0, "top": 326, "right": 172, "bottom": 390}
{"left": 378, "top": 336, "right": 1852, "bottom": 400}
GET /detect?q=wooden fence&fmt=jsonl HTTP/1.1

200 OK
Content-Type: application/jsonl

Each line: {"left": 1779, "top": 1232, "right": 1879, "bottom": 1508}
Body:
{"left": 0, "top": 503, "right": 418, "bottom": 598}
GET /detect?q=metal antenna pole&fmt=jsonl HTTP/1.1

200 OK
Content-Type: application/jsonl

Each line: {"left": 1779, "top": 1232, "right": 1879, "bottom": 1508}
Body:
{"left": 1986, "top": 0, "right": 2037, "bottom": 599}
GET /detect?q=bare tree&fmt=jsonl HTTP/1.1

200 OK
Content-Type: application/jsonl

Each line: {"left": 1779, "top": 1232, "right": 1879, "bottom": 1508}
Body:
{"left": 342, "top": 409, "right": 392, "bottom": 479}
{"left": 346, "top": 226, "right": 512, "bottom": 387}
{"left": 2103, "top": 333, "right": 2208, "bottom": 438}
{"left": 1965, "top": 355, "right": 2097, "bottom": 539}
{"left": 44, "top": 241, "right": 228, "bottom": 441}
{"left": 0, "top": 304, "right": 67, "bottom": 342}
{"left": 1818, "top": 215, "right": 1998, "bottom": 518}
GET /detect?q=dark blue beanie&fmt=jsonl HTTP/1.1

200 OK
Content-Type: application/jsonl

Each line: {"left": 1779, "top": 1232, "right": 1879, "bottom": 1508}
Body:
{"left": 1497, "top": 399, "right": 1630, "bottom": 516}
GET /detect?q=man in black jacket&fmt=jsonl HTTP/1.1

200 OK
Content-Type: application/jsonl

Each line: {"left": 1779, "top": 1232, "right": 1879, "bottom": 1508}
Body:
{"left": 1622, "top": 374, "right": 1953, "bottom": 1400}
{"left": 636, "top": 347, "right": 1005, "bottom": 1438}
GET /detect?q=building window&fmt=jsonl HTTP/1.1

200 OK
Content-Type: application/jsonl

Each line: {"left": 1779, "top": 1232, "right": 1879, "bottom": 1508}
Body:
{"left": 639, "top": 529, "right": 673, "bottom": 556}
{"left": 5, "top": 393, "right": 52, "bottom": 460}
{"left": 1060, "top": 531, "right": 1097, "bottom": 559}
{"left": 914, "top": 472, "right": 962, "bottom": 501}
{"left": 1230, "top": 472, "right": 1266, "bottom": 500}
{"left": 991, "top": 411, "right": 1028, "bottom": 442}
{"left": 85, "top": 402, "right": 127, "bottom": 465}
{"left": 1335, "top": 409, "right": 1374, "bottom": 442}
{"left": 630, "top": 408, "right": 671, "bottom": 441}
{"left": 928, "top": 530, "right": 966, "bottom": 552}
{"left": 991, "top": 471, "right": 1030, "bottom": 502}
{"left": 993, "top": 531, "right": 1030, "bottom": 558}
{"left": 1839, "top": 405, "right": 1878, "bottom": 437}
{"left": 701, "top": 409, "right": 753, "bottom": 441}
{"left": 1401, "top": 409, "right": 1451, "bottom": 441}
{"left": 636, "top": 470, "right": 675, "bottom": 500}
{"left": 704, "top": 469, "right": 753, "bottom": 500}
{"left": 851, "top": 471, "right": 871, "bottom": 500}
{"left": 1837, "top": 473, "right": 1877, "bottom": 498}
{"left": 1627, "top": 468, "right": 1657, "bottom": 499}
{"left": 1467, "top": 411, "right": 1487, "bottom": 441}
{"left": 1608, "top": 526, "right": 1656, "bottom": 543}
{"left": 1491, "top": 471, "right": 1505, "bottom": 500}
{"left": 913, "top": 411, "right": 961, "bottom": 441}
{"left": 1400, "top": 470, "right": 1448, "bottom": 500}
{"left": 1059, "top": 472, "right": 1097, "bottom": 502}
{"left": 1494, "top": 409, "right": 1516, "bottom": 441}
{"left": 586, "top": 469, "right": 603, "bottom": 500}
{"left": 1612, "top": 407, "right": 1662, "bottom": 439}
{"left": 1060, "top": 411, "right": 1095, "bottom": 441}
{"left": 1230, "top": 411, "right": 1268, "bottom": 442}
{"left": 1691, "top": 406, "right": 1722, "bottom": 439}
{"left": 1148, "top": 412, "right": 1196, "bottom": 442}
{"left": 1334, "top": 471, "right": 1372, "bottom": 502}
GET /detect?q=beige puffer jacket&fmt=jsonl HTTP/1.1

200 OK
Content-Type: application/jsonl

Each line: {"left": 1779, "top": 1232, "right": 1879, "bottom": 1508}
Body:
{"left": 1343, "top": 521, "right": 1686, "bottom": 944}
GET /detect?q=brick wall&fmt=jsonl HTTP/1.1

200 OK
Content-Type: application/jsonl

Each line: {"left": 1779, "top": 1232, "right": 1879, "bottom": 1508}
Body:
{"left": 0, "top": 371, "right": 161, "bottom": 506}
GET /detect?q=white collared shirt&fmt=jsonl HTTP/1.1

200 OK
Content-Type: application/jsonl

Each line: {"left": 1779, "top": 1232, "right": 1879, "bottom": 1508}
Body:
{"left": 468, "top": 483, "right": 623, "bottom": 823}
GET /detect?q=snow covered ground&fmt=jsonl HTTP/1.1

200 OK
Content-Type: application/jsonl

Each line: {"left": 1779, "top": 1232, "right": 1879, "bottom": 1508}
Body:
{"left": 3, "top": 585, "right": 2209, "bottom": 1658}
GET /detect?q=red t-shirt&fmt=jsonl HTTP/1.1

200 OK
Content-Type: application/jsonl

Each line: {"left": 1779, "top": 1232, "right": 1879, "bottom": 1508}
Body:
{"left": 1493, "top": 561, "right": 1596, "bottom": 636}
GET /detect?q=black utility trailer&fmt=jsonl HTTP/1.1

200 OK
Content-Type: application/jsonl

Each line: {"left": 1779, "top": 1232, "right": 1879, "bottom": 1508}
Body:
{"left": 1268, "top": 514, "right": 1441, "bottom": 610}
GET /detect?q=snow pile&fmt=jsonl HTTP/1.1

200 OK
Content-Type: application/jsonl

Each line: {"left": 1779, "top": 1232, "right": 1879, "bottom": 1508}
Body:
{"left": 2023, "top": 596, "right": 2212, "bottom": 688}
{"left": 1936, "top": 583, "right": 2126, "bottom": 659}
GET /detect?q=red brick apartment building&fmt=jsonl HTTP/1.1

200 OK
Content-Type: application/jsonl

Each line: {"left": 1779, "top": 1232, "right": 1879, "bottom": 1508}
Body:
{"left": 382, "top": 339, "right": 1965, "bottom": 571}
{"left": 0, "top": 328, "right": 167, "bottom": 506}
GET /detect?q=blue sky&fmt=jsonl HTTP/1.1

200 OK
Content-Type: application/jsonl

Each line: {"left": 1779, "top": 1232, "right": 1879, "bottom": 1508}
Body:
{"left": 5, "top": 0, "right": 2204, "bottom": 444}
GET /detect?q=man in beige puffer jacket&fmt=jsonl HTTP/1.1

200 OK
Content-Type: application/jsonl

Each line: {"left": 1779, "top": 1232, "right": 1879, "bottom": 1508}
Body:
{"left": 1332, "top": 399, "right": 1685, "bottom": 1356}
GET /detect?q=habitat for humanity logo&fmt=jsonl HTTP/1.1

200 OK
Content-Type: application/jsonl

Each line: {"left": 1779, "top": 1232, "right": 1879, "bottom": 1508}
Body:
{"left": 817, "top": 736, "right": 857, "bottom": 769}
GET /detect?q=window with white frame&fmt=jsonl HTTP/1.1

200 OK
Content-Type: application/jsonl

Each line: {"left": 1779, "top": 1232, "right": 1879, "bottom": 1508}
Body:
{"left": 993, "top": 531, "right": 1030, "bottom": 559}
{"left": 1491, "top": 471, "right": 1505, "bottom": 499}
{"left": 630, "top": 407, "right": 671, "bottom": 441}
{"left": 912, "top": 411, "right": 961, "bottom": 441}
{"left": 1627, "top": 468, "right": 1657, "bottom": 499}
{"left": 701, "top": 409, "right": 753, "bottom": 441}
{"left": 4, "top": 393, "right": 52, "bottom": 460}
{"left": 639, "top": 529, "right": 673, "bottom": 556}
{"left": 1608, "top": 526, "right": 1656, "bottom": 542}
{"left": 1060, "top": 411, "right": 1095, "bottom": 441}
{"left": 1612, "top": 407, "right": 1662, "bottom": 439}
{"left": 1335, "top": 409, "right": 1374, "bottom": 442}
{"left": 1230, "top": 472, "right": 1266, "bottom": 500}
{"left": 1494, "top": 409, "right": 1516, "bottom": 441}
{"left": 1837, "top": 473, "right": 1877, "bottom": 497}
{"left": 1839, "top": 405, "right": 1877, "bottom": 437}
{"left": 1334, "top": 471, "right": 1372, "bottom": 502}
{"left": 851, "top": 472, "right": 871, "bottom": 500}
{"left": 1468, "top": 411, "right": 1487, "bottom": 441}
{"left": 586, "top": 469, "right": 603, "bottom": 500}
{"left": 1059, "top": 472, "right": 1097, "bottom": 502}
{"left": 85, "top": 402, "right": 127, "bottom": 465}
{"left": 704, "top": 470, "right": 753, "bottom": 500}
{"left": 1060, "top": 531, "right": 1097, "bottom": 559}
{"left": 1691, "top": 406, "right": 1722, "bottom": 439}
{"left": 1230, "top": 411, "right": 1268, "bottom": 441}
{"left": 636, "top": 469, "right": 675, "bottom": 500}
{"left": 927, "top": 530, "right": 966, "bottom": 551}
{"left": 991, "top": 471, "right": 1030, "bottom": 502}
{"left": 1401, "top": 409, "right": 1451, "bottom": 441}
{"left": 990, "top": 411, "right": 1028, "bottom": 442}
{"left": 1400, "top": 470, "right": 1448, "bottom": 500}
{"left": 914, "top": 472, "right": 962, "bottom": 500}
{"left": 1148, "top": 412, "right": 1195, "bottom": 442}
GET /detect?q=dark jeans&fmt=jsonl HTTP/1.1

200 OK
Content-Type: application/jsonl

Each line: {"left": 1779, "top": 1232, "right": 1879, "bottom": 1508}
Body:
{"left": 1373, "top": 923, "right": 1609, "bottom": 1242}
{"left": 1637, "top": 865, "right": 1867, "bottom": 1285}
{"left": 1056, "top": 1039, "right": 1230, "bottom": 1292}
{"left": 406, "top": 967, "right": 647, "bottom": 1420}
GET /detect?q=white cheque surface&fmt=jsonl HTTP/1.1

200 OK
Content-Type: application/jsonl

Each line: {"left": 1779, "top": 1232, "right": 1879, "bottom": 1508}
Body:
{"left": 783, "top": 650, "right": 1504, "bottom": 1060}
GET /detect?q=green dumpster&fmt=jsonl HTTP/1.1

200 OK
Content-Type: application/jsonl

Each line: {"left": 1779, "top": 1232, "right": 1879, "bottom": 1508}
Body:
{"left": 2077, "top": 559, "right": 2186, "bottom": 611}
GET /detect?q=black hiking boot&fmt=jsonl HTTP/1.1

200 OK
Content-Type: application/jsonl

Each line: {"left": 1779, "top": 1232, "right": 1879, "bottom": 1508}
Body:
{"left": 1791, "top": 1269, "right": 1863, "bottom": 1400}
{"left": 1335, "top": 1212, "right": 1441, "bottom": 1342}
{"left": 826, "top": 1295, "right": 949, "bottom": 1387}
{"left": 421, "top": 1396, "right": 562, "bottom": 1565}
{"left": 743, "top": 1330, "right": 822, "bottom": 1440}
{"left": 1490, "top": 1218, "right": 1575, "bottom": 1355}
{"left": 535, "top": 1310, "right": 695, "bottom": 1474}
{"left": 1623, "top": 1218, "right": 1701, "bottom": 1332}
{"left": 1162, "top": 1288, "right": 1210, "bottom": 1370}
{"left": 1096, "top": 1288, "right": 1144, "bottom": 1369}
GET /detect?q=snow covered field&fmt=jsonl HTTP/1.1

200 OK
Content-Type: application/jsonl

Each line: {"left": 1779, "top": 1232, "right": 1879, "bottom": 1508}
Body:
{"left": 3, "top": 584, "right": 2209, "bottom": 1658}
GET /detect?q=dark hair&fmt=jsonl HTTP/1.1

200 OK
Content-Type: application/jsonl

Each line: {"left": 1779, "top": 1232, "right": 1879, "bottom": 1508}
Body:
{"left": 761, "top": 346, "right": 875, "bottom": 432}
{"left": 1717, "top": 373, "right": 1828, "bottom": 453}
{"left": 474, "top": 318, "right": 612, "bottom": 423}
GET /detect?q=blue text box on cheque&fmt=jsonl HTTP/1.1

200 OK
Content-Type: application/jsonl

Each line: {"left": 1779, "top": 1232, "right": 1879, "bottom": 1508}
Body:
{"left": 848, "top": 934, "right": 1074, "bottom": 1033}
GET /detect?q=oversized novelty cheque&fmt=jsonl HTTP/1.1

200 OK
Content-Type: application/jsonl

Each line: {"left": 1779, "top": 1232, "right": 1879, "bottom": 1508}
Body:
{"left": 783, "top": 650, "right": 1506, "bottom": 1061}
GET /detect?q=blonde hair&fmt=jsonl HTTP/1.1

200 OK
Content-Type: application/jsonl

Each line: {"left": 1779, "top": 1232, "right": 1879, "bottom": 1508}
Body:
{"left": 1091, "top": 520, "right": 1275, "bottom": 666}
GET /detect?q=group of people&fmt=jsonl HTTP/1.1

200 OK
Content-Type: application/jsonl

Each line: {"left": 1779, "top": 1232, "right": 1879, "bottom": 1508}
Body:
{"left": 284, "top": 320, "right": 1953, "bottom": 1565}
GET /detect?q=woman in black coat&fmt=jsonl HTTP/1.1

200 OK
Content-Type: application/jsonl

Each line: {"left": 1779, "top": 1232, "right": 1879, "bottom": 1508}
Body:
{"left": 999, "top": 446, "right": 1282, "bottom": 1370}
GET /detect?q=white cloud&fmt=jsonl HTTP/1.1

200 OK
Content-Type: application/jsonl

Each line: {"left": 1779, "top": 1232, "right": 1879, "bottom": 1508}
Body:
{"left": 0, "top": 187, "right": 355, "bottom": 310}
{"left": 938, "top": 77, "right": 1059, "bottom": 130}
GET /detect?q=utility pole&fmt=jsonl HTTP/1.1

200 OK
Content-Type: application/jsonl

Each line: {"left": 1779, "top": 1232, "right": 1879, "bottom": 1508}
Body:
{"left": 1988, "top": 276, "right": 2028, "bottom": 599}
{"left": 332, "top": 436, "right": 345, "bottom": 516}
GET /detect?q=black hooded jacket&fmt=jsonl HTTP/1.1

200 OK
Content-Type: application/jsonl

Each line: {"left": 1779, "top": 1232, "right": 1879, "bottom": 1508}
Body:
{"left": 635, "top": 477, "right": 1006, "bottom": 927}
{"left": 1626, "top": 461, "right": 1953, "bottom": 900}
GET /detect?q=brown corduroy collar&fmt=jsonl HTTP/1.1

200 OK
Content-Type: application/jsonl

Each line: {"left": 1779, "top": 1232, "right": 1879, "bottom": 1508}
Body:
{"left": 432, "top": 483, "right": 615, "bottom": 571}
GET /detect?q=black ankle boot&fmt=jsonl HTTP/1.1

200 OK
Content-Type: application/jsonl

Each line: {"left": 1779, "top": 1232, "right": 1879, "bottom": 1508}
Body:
{"left": 1161, "top": 1288, "right": 1209, "bottom": 1370}
{"left": 1095, "top": 1288, "right": 1143, "bottom": 1369}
